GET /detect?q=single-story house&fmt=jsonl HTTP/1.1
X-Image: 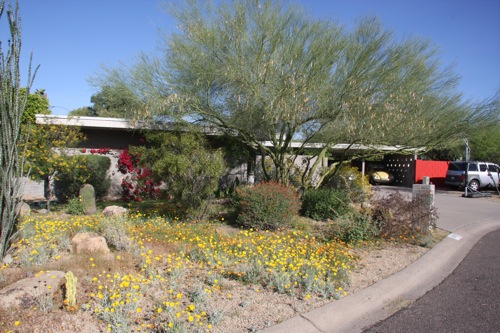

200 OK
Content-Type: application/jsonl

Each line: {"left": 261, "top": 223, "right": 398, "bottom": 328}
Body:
{"left": 23, "top": 114, "right": 445, "bottom": 201}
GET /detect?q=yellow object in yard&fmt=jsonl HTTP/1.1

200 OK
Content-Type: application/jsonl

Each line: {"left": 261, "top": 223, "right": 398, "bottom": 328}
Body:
{"left": 367, "top": 165, "right": 394, "bottom": 185}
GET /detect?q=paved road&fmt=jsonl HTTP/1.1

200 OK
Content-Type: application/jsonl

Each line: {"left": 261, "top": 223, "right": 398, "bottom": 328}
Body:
{"left": 364, "top": 227, "right": 500, "bottom": 333}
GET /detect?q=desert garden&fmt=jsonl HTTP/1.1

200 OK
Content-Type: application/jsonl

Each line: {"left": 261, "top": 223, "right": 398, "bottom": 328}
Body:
{"left": 0, "top": 179, "right": 443, "bottom": 333}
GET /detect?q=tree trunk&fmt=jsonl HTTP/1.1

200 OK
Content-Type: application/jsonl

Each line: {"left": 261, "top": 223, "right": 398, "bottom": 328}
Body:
{"left": 43, "top": 176, "right": 51, "bottom": 213}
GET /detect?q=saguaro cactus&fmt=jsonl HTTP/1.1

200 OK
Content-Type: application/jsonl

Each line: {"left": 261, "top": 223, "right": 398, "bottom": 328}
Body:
{"left": 79, "top": 184, "right": 96, "bottom": 215}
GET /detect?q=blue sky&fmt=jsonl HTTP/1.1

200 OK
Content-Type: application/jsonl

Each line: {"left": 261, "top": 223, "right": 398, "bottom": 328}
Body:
{"left": 5, "top": 0, "right": 500, "bottom": 115}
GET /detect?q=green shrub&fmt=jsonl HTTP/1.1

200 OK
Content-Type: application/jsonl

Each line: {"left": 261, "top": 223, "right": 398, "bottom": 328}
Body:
{"left": 66, "top": 197, "right": 85, "bottom": 215}
{"left": 327, "top": 210, "right": 379, "bottom": 243}
{"left": 131, "top": 131, "right": 226, "bottom": 218}
{"left": 322, "top": 165, "right": 372, "bottom": 204}
{"left": 371, "top": 191, "right": 438, "bottom": 245}
{"left": 300, "top": 188, "right": 349, "bottom": 221}
{"left": 233, "top": 182, "right": 300, "bottom": 231}
{"left": 55, "top": 155, "right": 111, "bottom": 202}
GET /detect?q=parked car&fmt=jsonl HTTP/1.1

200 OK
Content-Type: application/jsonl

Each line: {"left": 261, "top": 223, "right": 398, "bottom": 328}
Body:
{"left": 444, "top": 161, "right": 500, "bottom": 191}
{"left": 366, "top": 164, "right": 394, "bottom": 185}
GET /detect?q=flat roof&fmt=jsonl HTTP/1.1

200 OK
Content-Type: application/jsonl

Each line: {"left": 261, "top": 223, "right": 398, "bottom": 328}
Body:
{"left": 36, "top": 114, "right": 141, "bottom": 129}
{"left": 36, "top": 114, "right": 422, "bottom": 153}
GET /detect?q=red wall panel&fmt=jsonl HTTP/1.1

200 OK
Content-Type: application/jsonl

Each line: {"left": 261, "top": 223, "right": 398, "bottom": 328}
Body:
{"left": 415, "top": 160, "right": 449, "bottom": 186}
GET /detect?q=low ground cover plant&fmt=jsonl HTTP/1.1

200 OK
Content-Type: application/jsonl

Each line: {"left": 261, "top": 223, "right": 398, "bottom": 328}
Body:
{"left": 65, "top": 197, "right": 86, "bottom": 215}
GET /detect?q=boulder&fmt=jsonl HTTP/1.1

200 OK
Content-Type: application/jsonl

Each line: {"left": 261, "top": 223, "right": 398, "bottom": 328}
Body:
{"left": 70, "top": 232, "right": 110, "bottom": 254}
{"left": 2, "top": 254, "right": 13, "bottom": 265}
{"left": 102, "top": 205, "right": 128, "bottom": 217}
{"left": 0, "top": 270, "right": 65, "bottom": 309}
{"left": 17, "top": 201, "right": 31, "bottom": 218}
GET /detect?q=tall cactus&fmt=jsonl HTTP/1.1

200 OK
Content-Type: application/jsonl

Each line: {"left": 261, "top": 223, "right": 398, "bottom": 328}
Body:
{"left": 65, "top": 271, "right": 78, "bottom": 308}
{"left": 79, "top": 184, "right": 96, "bottom": 215}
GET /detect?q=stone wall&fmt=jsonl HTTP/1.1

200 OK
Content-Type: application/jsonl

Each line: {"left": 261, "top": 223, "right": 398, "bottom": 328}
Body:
{"left": 20, "top": 177, "right": 45, "bottom": 201}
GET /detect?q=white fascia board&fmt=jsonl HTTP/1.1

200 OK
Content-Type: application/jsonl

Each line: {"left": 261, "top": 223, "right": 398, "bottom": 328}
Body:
{"left": 34, "top": 114, "right": 170, "bottom": 130}
{"left": 260, "top": 140, "right": 423, "bottom": 152}
{"left": 35, "top": 114, "right": 133, "bottom": 129}
{"left": 260, "top": 141, "right": 325, "bottom": 149}
{"left": 34, "top": 114, "right": 216, "bottom": 133}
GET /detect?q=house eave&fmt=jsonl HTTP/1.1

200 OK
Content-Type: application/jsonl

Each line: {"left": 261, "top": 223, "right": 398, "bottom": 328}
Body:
{"left": 36, "top": 114, "right": 137, "bottom": 130}
{"left": 36, "top": 115, "right": 424, "bottom": 153}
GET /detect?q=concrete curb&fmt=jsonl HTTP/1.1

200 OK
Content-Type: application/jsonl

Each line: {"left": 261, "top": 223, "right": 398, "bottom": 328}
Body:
{"left": 260, "top": 218, "right": 500, "bottom": 333}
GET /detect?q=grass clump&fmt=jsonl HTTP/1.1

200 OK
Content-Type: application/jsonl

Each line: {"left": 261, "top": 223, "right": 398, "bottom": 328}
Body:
{"left": 98, "top": 216, "right": 133, "bottom": 251}
{"left": 66, "top": 197, "right": 85, "bottom": 215}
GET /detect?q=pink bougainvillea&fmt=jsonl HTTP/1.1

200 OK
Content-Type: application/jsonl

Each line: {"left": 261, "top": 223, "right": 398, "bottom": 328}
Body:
{"left": 79, "top": 147, "right": 161, "bottom": 202}
{"left": 117, "top": 149, "right": 140, "bottom": 174}
{"left": 91, "top": 148, "right": 112, "bottom": 155}
{"left": 81, "top": 147, "right": 112, "bottom": 155}
{"left": 117, "top": 149, "right": 161, "bottom": 201}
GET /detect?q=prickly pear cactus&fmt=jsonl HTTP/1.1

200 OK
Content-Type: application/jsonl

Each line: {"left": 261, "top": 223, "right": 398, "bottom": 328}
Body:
{"left": 79, "top": 184, "right": 96, "bottom": 215}
{"left": 65, "top": 271, "right": 78, "bottom": 308}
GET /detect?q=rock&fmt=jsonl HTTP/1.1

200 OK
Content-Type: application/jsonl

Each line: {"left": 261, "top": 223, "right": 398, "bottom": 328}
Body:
{"left": 70, "top": 232, "right": 110, "bottom": 254}
{"left": 102, "top": 205, "right": 128, "bottom": 217}
{"left": 17, "top": 201, "right": 31, "bottom": 218}
{"left": 35, "top": 209, "right": 49, "bottom": 214}
{"left": 0, "top": 270, "right": 65, "bottom": 309}
{"left": 2, "top": 254, "right": 13, "bottom": 265}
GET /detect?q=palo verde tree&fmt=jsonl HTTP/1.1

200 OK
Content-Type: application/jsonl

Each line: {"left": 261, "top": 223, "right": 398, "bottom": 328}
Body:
{"left": 94, "top": 0, "right": 478, "bottom": 188}
{"left": 426, "top": 90, "right": 500, "bottom": 162}
{"left": 464, "top": 91, "right": 500, "bottom": 164}
{"left": 0, "top": 0, "right": 37, "bottom": 258}
{"left": 22, "top": 116, "right": 87, "bottom": 213}
{"left": 19, "top": 86, "right": 88, "bottom": 212}
{"left": 87, "top": 53, "right": 165, "bottom": 123}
